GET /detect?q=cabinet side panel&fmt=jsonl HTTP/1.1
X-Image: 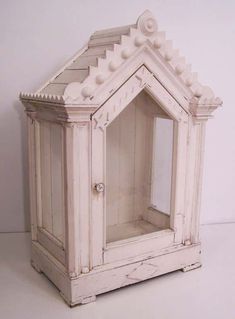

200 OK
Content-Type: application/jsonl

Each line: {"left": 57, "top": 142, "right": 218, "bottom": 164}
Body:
{"left": 39, "top": 121, "right": 65, "bottom": 245}
{"left": 50, "top": 123, "right": 65, "bottom": 244}
{"left": 40, "top": 121, "right": 53, "bottom": 233}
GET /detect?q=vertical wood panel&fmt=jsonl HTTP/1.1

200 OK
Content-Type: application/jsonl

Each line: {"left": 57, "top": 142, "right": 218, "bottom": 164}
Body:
{"left": 106, "top": 116, "right": 120, "bottom": 226}
{"left": 91, "top": 124, "right": 105, "bottom": 267}
{"left": 64, "top": 123, "right": 80, "bottom": 276}
{"left": 75, "top": 124, "right": 91, "bottom": 270}
{"left": 118, "top": 102, "right": 135, "bottom": 224}
{"left": 191, "top": 122, "right": 206, "bottom": 243}
{"left": 184, "top": 119, "right": 206, "bottom": 244}
{"left": 151, "top": 117, "right": 173, "bottom": 214}
{"left": 170, "top": 119, "right": 188, "bottom": 243}
{"left": 50, "top": 123, "right": 65, "bottom": 244}
{"left": 35, "top": 121, "right": 42, "bottom": 228}
{"left": 143, "top": 98, "right": 155, "bottom": 220}
{"left": 27, "top": 116, "right": 37, "bottom": 240}
{"left": 134, "top": 95, "right": 148, "bottom": 221}
{"left": 40, "top": 121, "right": 53, "bottom": 233}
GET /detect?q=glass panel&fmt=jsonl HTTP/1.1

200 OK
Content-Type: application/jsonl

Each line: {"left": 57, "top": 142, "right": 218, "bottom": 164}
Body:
{"left": 106, "top": 91, "right": 174, "bottom": 244}
{"left": 151, "top": 117, "right": 173, "bottom": 215}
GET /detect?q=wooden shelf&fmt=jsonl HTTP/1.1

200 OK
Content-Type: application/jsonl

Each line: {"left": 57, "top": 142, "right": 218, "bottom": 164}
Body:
{"left": 106, "top": 219, "right": 164, "bottom": 243}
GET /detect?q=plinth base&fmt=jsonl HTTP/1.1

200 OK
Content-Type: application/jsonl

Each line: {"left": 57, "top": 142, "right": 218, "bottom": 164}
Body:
{"left": 31, "top": 241, "right": 201, "bottom": 306}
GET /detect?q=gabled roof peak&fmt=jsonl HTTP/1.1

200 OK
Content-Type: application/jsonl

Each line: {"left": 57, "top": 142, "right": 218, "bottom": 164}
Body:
{"left": 20, "top": 10, "right": 222, "bottom": 110}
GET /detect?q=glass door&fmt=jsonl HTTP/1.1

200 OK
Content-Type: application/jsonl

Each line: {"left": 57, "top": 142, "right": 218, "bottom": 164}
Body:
{"left": 105, "top": 91, "right": 174, "bottom": 244}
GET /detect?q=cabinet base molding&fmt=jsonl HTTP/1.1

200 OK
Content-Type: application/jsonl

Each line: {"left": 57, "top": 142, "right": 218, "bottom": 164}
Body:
{"left": 31, "top": 241, "right": 201, "bottom": 306}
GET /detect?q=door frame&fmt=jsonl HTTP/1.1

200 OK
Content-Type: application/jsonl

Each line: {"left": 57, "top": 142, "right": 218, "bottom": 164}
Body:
{"left": 90, "top": 65, "right": 189, "bottom": 267}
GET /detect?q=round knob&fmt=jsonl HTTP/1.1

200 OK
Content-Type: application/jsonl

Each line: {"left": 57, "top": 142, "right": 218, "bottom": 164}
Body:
{"left": 94, "top": 183, "right": 105, "bottom": 193}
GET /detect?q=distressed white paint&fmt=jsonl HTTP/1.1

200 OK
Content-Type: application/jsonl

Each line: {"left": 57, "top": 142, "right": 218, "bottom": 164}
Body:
{"left": 20, "top": 11, "right": 222, "bottom": 306}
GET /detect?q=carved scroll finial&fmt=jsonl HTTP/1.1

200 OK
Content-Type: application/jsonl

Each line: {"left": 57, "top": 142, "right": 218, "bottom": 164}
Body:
{"left": 137, "top": 10, "right": 158, "bottom": 36}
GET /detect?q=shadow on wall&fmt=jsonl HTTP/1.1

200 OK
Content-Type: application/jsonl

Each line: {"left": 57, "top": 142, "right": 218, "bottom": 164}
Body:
{"left": 14, "top": 100, "right": 30, "bottom": 231}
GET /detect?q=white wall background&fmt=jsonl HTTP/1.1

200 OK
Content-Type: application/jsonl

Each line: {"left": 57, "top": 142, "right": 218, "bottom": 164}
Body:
{"left": 0, "top": 0, "right": 234, "bottom": 232}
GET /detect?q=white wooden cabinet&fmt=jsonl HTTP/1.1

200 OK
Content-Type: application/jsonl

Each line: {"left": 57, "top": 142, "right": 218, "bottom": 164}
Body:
{"left": 20, "top": 10, "right": 222, "bottom": 306}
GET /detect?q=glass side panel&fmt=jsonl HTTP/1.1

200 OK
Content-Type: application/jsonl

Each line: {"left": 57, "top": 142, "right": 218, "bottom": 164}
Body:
{"left": 151, "top": 117, "right": 173, "bottom": 215}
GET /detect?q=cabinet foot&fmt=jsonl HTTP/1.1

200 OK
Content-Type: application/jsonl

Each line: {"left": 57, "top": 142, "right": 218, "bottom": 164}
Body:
{"left": 69, "top": 295, "right": 96, "bottom": 307}
{"left": 181, "top": 262, "right": 201, "bottom": 272}
{"left": 80, "top": 295, "right": 96, "bottom": 305}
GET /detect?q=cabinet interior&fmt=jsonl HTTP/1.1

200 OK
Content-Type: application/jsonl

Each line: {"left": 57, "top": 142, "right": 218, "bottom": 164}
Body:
{"left": 106, "top": 91, "right": 174, "bottom": 243}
